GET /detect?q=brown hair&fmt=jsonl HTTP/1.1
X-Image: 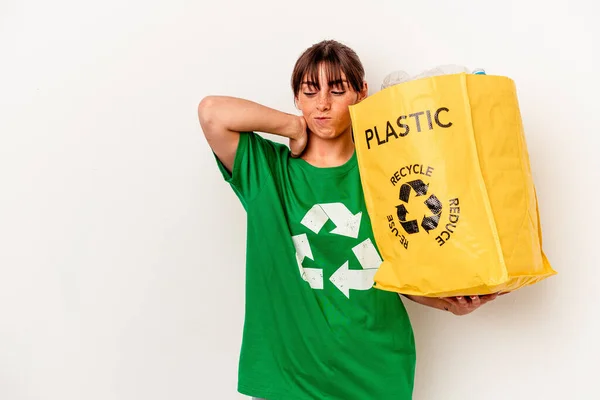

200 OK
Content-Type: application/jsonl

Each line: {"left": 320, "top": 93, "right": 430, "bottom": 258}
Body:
{"left": 291, "top": 40, "right": 365, "bottom": 96}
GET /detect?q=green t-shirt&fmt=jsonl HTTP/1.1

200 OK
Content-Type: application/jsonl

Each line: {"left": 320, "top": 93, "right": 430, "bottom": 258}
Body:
{"left": 216, "top": 132, "right": 416, "bottom": 400}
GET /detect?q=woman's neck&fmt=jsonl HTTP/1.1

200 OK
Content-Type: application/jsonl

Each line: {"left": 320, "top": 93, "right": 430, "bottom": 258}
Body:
{"left": 301, "top": 132, "right": 355, "bottom": 168}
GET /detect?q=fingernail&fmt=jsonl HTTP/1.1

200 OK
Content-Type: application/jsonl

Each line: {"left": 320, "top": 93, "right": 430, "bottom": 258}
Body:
{"left": 470, "top": 296, "right": 477, "bottom": 299}
{"left": 456, "top": 296, "right": 463, "bottom": 300}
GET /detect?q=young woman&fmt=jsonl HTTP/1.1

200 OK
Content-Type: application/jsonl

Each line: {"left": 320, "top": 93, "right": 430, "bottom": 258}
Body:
{"left": 198, "top": 39, "right": 498, "bottom": 400}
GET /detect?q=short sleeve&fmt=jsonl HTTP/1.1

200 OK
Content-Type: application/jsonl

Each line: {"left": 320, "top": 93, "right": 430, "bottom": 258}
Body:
{"left": 214, "top": 132, "right": 283, "bottom": 207}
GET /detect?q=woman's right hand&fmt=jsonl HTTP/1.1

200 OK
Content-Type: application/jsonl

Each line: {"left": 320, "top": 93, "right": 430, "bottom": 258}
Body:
{"left": 289, "top": 116, "right": 308, "bottom": 158}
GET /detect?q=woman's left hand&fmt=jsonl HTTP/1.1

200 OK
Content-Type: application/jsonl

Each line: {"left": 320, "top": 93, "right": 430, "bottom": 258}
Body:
{"left": 441, "top": 293, "right": 501, "bottom": 316}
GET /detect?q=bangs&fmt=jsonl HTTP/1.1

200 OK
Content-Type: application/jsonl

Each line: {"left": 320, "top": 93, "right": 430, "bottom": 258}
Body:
{"left": 302, "top": 60, "right": 346, "bottom": 90}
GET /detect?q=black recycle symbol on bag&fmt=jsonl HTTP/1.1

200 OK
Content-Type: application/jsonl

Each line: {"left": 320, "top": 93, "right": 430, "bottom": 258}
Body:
{"left": 396, "top": 180, "right": 442, "bottom": 235}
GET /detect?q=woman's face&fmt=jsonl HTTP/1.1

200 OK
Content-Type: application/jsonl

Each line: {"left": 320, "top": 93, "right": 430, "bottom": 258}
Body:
{"left": 295, "top": 64, "right": 367, "bottom": 141}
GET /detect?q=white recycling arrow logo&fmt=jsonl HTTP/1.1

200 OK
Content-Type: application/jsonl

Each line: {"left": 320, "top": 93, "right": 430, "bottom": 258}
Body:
{"left": 300, "top": 203, "right": 362, "bottom": 239}
{"left": 292, "top": 233, "right": 323, "bottom": 290}
{"left": 293, "top": 203, "right": 382, "bottom": 298}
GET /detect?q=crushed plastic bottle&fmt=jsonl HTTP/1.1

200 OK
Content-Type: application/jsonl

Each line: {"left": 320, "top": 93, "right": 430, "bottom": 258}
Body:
{"left": 381, "top": 65, "right": 486, "bottom": 90}
{"left": 380, "top": 70, "right": 411, "bottom": 90}
{"left": 410, "top": 64, "right": 471, "bottom": 81}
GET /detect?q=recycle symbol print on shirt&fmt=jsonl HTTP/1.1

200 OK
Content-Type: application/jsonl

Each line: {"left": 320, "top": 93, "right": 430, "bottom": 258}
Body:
{"left": 291, "top": 202, "right": 383, "bottom": 298}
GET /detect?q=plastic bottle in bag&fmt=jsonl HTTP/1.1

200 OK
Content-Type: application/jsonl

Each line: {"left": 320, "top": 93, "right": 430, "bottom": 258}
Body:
{"left": 381, "top": 64, "right": 478, "bottom": 89}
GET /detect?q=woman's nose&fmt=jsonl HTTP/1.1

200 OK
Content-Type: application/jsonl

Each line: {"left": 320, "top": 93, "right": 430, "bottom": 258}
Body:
{"left": 316, "top": 92, "right": 331, "bottom": 111}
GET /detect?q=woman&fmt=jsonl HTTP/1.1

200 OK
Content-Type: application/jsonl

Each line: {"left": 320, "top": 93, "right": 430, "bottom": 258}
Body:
{"left": 198, "top": 39, "right": 498, "bottom": 400}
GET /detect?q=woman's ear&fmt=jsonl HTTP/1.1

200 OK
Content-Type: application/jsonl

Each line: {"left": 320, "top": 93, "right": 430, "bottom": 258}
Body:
{"left": 358, "top": 81, "right": 369, "bottom": 102}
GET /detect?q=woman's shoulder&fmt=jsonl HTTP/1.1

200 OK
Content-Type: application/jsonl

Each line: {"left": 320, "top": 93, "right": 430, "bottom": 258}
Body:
{"left": 245, "top": 131, "right": 291, "bottom": 157}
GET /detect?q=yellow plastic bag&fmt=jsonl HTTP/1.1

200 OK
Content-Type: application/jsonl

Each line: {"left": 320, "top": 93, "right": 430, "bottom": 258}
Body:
{"left": 349, "top": 73, "right": 556, "bottom": 297}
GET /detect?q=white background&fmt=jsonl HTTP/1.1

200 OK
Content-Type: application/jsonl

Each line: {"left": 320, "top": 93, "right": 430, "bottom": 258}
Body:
{"left": 1, "top": 0, "right": 598, "bottom": 399}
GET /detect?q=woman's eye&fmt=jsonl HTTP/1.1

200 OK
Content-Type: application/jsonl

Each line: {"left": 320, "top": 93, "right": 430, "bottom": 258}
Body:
{"left": 332, "top": 91, "right": 346, "bottom": 95}
{"left": 303, "top": 92, "right": 316, "bottom": 97}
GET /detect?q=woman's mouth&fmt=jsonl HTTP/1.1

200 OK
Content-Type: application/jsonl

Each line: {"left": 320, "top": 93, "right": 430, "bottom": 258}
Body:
{"left": 314, "top": 117, "right": 331, "bottom": 126}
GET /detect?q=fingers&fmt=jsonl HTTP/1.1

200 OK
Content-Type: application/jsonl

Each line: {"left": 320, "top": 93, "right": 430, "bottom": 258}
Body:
{"left": 441, "top": 292, "right": 504, "bottom": 315}
{"left": 464, "top": 293, "right": 499, "bottom": 307}
{"left": 469, "top": 295, "right": 481, "bottom": 308}
{"left": 453, "top": 295, "right": 480, "bottom": 308}
{"left": 455, "top": 296, "right": 469, "bottom": 307}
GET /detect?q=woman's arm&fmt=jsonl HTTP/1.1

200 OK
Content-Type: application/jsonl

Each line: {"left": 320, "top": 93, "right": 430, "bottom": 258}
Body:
{"left": 197, "top": 96, "right": 307, "bottom": 172}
